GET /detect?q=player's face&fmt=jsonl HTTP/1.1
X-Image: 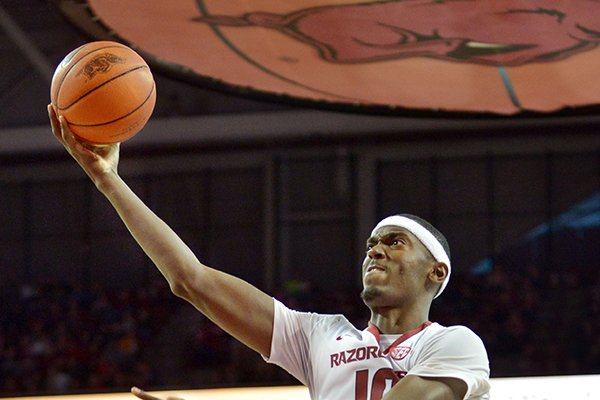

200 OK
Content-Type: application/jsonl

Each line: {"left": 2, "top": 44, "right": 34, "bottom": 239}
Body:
{"left": 361, "top": 225, "right": 435, "bottom": 307}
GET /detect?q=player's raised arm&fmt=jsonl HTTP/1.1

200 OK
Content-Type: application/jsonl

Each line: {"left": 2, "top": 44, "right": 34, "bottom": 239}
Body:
{"left": 48, "top": 105, "right": 274, "bottom": 357}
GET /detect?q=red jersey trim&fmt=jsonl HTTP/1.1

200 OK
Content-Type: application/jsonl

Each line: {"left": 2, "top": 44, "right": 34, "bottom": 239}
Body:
{"left": 366, "top": 321, "right": 432, "bottom": 355}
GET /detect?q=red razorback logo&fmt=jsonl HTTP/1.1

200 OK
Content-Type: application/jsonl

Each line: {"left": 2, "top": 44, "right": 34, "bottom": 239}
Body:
{"left": 195, "top": 0, "right": 600, "bottom": 66}
{"left": 390, "top": 346, "right": 411, "bottom": 360}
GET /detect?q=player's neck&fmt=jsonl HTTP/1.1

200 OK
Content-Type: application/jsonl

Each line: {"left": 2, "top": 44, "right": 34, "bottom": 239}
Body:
{"left": 369, "top": 304, "right": 430, "bottom": 334}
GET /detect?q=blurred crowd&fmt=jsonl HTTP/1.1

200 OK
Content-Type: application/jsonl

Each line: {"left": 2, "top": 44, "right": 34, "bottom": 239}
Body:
{"left": 0, "top": 280, "right": 177, "bottom": 396}
{"left": 1, "top": 261, "right": 599, "bottom": 396}
{"left": 431, "top": 263, "right": 600, "bottom": 377}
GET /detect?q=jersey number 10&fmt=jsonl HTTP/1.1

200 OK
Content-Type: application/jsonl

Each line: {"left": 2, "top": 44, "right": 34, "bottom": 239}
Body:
{"left": 355, "top": 368, "right": 400, "bottom": 400}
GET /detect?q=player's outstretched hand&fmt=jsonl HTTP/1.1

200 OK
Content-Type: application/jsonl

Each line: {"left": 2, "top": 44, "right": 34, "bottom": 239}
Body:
{"left": 48, "top": 104, "right": 120, "bottom": 184}
{"left": 131, "top": 386, "right": 186, "bottom": 400}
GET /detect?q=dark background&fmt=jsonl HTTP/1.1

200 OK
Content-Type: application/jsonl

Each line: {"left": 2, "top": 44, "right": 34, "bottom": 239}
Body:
{"left": 0, "top": 0, "right": 598, "bottom": 396}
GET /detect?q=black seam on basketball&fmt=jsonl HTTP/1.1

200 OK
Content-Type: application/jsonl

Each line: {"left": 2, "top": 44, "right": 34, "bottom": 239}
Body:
{"left": 55, "top": 44, "right": 127, "bottom": 108}
{"left": 59, "top": 65, "right": 150, "bottom": 111}
{"left": 68, "top": 81, "right": 155, "bottom": 130}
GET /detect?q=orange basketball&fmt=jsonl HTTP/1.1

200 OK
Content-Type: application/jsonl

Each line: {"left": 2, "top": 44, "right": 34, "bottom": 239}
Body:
{"left": 50, "top": 41, "right": 156, "bottom": 144}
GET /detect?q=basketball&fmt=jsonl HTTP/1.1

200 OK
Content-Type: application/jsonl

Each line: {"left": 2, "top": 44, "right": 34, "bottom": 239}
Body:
{"left": 50, "top": 41, "right": 156, "bottom": 144}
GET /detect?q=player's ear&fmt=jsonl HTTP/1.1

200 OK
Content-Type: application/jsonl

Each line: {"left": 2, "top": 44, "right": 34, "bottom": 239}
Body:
{"left": 429, "top": 262, "right": 448, "bottom": 284}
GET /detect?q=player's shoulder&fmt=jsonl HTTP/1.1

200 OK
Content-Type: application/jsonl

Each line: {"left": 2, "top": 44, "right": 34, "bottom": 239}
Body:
{"left": 310, "top": 311, "right": 354, "bottom": 330}
{"left": 426, "top": 322, "right": 486, "bottom": 347}
{"left": 275, "top": 299, "right": 355, "bottom": 331}
{"left": 428, "top": 321, "right": 481, "bottom": 335}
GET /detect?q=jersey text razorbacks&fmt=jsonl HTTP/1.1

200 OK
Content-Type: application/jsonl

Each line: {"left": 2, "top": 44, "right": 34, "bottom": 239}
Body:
{"left": 330, "top": 346, "right": 386, "bottom": 367}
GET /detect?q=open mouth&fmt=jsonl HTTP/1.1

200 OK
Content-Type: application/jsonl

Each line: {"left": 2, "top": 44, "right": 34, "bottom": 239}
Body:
{"left": 366, "top": 265, "right": 385, "bottom": 274}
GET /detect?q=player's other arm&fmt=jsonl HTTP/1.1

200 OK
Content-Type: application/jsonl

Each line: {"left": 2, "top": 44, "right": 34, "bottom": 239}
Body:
{"left": 48, "top": 106, "right": 274, "bottom": 357}
{"left": 383, "top": 375, "right": 467, "bottom": 400}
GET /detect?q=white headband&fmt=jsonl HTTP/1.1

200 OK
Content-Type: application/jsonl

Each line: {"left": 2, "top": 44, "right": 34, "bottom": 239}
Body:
{"left": 371, "top": 215, "right": 451, "bottom": 299}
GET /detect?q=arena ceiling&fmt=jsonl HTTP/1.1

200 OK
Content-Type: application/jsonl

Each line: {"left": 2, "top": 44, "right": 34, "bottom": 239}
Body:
{"left": 0, "top": 0, "right": 288, "bottom": 128}
{"left": 1, "top": 0, "right": 600, "bottom": 154}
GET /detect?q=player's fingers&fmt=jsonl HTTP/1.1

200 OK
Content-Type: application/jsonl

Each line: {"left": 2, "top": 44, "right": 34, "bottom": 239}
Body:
{"left": 58, "top": 115, "right": 73, "bottom": 142}
{"left": 49, "top": 107, "right": 84, "bottom": 158}
{"left": 131, "top": 386, "right": 163, "bottom": 400}
{"left": 131, "top": 387, "right": 186, "bottom": 400}
{"left": 47, "top": 104, "right": 64, "bottom": 144}
{"left": 57, "top": 115, "right": 92, "bottom": 156}
{"left": 58, "top": 115, "right": 80, "bottom": 152}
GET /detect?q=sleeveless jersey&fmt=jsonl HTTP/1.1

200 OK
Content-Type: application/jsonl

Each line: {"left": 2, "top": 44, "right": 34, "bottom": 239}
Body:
{"left": 264, "top": 299, "right": 490, "bottom": 399}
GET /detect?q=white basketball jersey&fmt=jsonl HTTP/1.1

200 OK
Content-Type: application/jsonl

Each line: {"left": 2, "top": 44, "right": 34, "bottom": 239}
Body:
{"left": 265, "top": 299, "right": 490, "bottom": 400}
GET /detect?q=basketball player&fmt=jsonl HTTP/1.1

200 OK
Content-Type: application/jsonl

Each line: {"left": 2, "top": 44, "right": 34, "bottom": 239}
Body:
{"left": 48, "top": 105, "right": 490, "bottom": 399}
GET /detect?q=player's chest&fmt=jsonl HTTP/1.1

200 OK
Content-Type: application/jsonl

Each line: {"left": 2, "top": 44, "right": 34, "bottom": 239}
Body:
{"left": 310, "top": 335, "right": 419, "bottom": 399}
{"left": 312, "top": 332, "right": 420, "bottom": 377}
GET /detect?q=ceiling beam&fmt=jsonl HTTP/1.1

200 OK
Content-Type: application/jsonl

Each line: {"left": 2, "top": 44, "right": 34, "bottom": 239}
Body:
{"left": 0, "top": 3, "right": 54, "bottom": 84}
{"left": 2, "top": 110, "right": 600, "bottom": 156}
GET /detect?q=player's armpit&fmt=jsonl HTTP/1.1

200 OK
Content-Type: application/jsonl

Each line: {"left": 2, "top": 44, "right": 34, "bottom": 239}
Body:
{"left": 382, "top": 375, "right": 467, "bottom": 400}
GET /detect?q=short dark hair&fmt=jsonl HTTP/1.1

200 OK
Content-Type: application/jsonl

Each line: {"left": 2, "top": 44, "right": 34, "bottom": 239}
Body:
{"left": 399, "top": 214, "right": 451, "bottom": 260}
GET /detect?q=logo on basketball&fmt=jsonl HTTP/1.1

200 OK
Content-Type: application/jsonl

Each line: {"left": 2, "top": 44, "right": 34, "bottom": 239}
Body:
{"left": 78, "top": 52, "right": 126, "bottom": 80}
{"left": 390, "top": 346, "right": 411, "bottom": 360}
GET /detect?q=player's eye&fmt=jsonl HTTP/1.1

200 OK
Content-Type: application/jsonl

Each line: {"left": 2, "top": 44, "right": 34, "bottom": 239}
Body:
{"left": 390, "top": 237, "right": 406, "bottom": 246}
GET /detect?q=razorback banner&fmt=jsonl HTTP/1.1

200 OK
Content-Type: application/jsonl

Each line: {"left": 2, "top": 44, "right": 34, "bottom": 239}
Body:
{"left": 58, "top": 0, "right": 600, "bottom": 115}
